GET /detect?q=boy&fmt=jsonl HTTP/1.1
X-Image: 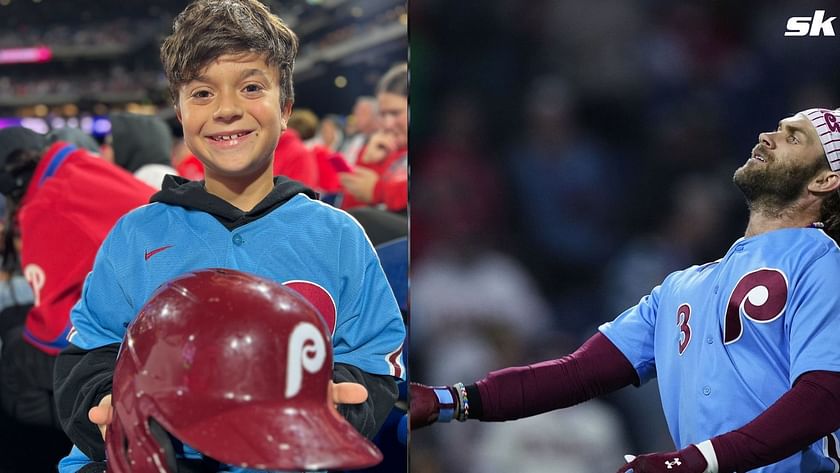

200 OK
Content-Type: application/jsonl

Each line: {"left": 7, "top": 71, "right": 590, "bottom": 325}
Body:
{"left": 53, "top": 1, "right": 406, "bottom": 471}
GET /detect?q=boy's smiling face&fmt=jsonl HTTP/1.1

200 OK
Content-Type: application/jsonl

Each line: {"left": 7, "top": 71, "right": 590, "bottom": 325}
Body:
{"left": 176, "top": 53, "right": 289, "bottom": 183}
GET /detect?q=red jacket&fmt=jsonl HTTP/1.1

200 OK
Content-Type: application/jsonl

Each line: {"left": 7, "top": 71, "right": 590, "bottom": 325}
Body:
{"left": 175, "top": 154, "right": 204, "bottom": 181}
{"left": 312, "top": 145, "right": 342, "bottom": 193}
{"left": 340, "top": 146, "right": 407, "bottom": 212}
{"left": 273, "top": 129, "right": 319, "bottom": 190}
{"left": 18, "top": 142, "right": 155, "bottom": 355}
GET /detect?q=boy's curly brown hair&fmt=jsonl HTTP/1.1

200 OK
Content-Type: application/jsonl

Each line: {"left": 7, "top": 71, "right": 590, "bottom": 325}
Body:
{"left": 160, "top": 0, "right": 299, "bottom": 106}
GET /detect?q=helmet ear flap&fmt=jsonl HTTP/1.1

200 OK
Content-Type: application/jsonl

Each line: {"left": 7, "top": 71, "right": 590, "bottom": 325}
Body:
{"left": 105, "top": 403, "right": 132, "bottom": 473}
{"left": 108, "top": 396, "right": 179, "bottom": 473}
{"left": 148, "top": 418, "right": 178, "bottom": 473}
{"left": 147, "top": 417, "right": 223, "bottom": 473}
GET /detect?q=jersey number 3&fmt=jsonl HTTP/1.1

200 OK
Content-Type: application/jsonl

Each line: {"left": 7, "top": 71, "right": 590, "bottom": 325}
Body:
{"left": 677, "top": 304, "right": 691, "bottom": 355}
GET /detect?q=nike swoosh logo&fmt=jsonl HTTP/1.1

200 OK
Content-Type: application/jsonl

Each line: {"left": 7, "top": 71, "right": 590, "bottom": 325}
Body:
{"left": 144, "top": 245, "right": 174, "bottom": 261}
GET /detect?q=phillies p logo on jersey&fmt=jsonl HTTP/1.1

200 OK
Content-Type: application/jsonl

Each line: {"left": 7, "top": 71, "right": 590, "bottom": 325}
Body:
{"left": 724, "top": 268, "right": 788, "bottom": 344}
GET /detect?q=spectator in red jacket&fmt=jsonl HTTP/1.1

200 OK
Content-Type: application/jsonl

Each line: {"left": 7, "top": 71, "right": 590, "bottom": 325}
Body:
{"left": 337, "top": 64, "right": 408, "bottom": 245}
{"left": 340, "top": 96, "right": 379, "bottom": 167}
{"left": 339, "top": 63, "right": 408, "bottom": 214}
{"left": 0, "top": 127, "right": 154, "bottom": 429}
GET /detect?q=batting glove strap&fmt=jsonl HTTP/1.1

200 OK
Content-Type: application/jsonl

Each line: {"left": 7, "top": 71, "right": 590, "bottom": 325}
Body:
{"left": 434, "top": 387, "right": 456, "bottom": 422}
{"left": 694, "top": 440, "right": 719, "bottom": 473}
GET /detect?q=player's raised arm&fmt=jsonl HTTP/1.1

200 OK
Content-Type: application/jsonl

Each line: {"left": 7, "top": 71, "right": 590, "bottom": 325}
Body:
{"left": 413, "top": 344, "right": 840, "bottom": 473}
{"left": 410, "top": 331, "right": 638, "bottom": 428}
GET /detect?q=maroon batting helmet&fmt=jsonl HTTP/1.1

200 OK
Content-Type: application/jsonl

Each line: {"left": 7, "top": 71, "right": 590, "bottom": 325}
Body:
{"left": 105, "top": 268, "right": 382, "bottom": 472}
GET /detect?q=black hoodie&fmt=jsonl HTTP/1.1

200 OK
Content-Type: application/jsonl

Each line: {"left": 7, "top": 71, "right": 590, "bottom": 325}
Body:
{"left": 150, "top": 174, "right": 315, "bottom": 230}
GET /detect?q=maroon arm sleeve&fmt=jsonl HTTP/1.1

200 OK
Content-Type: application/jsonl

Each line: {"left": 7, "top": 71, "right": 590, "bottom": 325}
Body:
{"left": 712, "top": 370, "right": 840, "bottom": 472}
{"left": 469, "top": 332, "right": 638, "bottom": 421}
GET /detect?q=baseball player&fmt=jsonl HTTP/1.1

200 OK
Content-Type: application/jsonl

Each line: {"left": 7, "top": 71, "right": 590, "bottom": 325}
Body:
{"left": 412, "top": 108, "right": 840, "bottom": 473}
{"left": 53, "top": 1, "right": 405, "bottom": 472}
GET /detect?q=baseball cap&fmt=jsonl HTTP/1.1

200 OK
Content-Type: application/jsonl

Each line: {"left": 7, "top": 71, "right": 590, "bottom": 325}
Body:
{"left": 0, "top": 126, "right": 47, "bottom": 168}
{"left": 0, "top": 127, "right": 47, "bottom": 197}
{"left": 799, "top": 108, "right": 840, "bottom": 171}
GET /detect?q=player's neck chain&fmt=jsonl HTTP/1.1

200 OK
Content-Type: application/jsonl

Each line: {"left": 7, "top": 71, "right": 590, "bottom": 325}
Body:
{"left": 809, "top": 222, "right": 825, "bottom": 229}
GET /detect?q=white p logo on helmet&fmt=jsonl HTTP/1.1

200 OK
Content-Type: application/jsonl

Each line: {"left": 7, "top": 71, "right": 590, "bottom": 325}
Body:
{"left": 286, "top": 322, "right": 327, "bottom": 398}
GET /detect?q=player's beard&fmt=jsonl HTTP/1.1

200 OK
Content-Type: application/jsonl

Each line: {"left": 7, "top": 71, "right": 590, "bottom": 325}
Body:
{"left": 733, "top": 156, "right": 823, "bottom": 214}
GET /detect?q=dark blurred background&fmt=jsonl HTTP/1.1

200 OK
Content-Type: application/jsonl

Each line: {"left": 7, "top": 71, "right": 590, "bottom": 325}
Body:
{"left": 409, "top": 1, "right": 840, "bottom": 472}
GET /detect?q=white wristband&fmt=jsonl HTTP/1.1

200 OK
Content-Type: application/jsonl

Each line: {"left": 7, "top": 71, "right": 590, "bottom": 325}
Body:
{"left": 695, "top": 440, "right": 719, "bottom": 473}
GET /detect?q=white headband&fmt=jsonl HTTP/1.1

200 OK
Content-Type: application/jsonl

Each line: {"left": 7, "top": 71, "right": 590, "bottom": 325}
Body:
{"left": 801, "top": 108, "right": 840, "bottom": 171}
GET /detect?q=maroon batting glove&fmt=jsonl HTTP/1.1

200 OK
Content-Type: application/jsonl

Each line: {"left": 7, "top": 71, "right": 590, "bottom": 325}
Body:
{"left": 617, "top": 445, "right": 707, "bottom": 473}
{"left": 409, "top": 382, "right": 458, "bottom": 430}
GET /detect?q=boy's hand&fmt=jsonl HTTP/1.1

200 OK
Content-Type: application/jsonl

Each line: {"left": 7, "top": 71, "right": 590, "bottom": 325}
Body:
{"left": 330, "top": 381, "right": 368, "bottom": 406}
{"left": 88, "top": 394, "right": 113, "bottom": 441}
{"left": 361, "top": 131, "right": 397, "bottom": 164}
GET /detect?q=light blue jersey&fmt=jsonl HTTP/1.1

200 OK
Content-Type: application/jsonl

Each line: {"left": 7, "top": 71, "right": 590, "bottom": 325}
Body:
{"left": 601, "top": 228, "right": 840, "bottom": 472}
{"left": 60, "top": 190, "right": 405, "bottom": 472}
{"left": 69, "top": 192, "right": 405, "bottom": 376}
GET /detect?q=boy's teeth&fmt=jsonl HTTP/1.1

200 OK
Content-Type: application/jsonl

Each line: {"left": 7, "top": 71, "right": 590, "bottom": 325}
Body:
{"left": 215, "top": 132, "right": 245, "bottom": 141}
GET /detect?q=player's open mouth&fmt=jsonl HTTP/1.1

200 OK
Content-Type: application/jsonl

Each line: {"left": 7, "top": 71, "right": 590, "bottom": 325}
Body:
{"left": 750, "top": 152, "right": 766, "bottom": 162}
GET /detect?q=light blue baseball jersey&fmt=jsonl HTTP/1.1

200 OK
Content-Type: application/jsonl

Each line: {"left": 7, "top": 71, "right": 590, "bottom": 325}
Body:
{"left": 69, "top": 192, "right": 405, "bottom": 376}
{"left": 600, "top": 228, "right": 840, "bottom": 472}
{"left": 60, "top": 190, "right": 405, "bottom": 473}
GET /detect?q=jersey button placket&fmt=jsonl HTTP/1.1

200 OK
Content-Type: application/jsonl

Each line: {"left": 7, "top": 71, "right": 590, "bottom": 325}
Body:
{"left": 702, "top": 386, "right": 711, "bottom": 396}
{"left": 232, "top": 233, "right": 244, "bottom": 246}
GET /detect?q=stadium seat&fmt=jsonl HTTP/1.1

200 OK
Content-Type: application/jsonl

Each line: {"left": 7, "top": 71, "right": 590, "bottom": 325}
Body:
{"left": 374, "top": 237, "right": 408, "bottom": 313}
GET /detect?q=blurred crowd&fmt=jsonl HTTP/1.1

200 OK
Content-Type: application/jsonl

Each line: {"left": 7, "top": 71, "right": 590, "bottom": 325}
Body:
{"left": 1, "top": 2, "right": 406, "bottom": 107}
{"left": 0, "top": 18, "right": 165, "bottom": 49}
{"left": 410, "top": 0, "right": 840, "bottom": 472}
{"left": 302, "top": 3, "right": 407, "bottom": 55}
{"left": 0, "top": 67, "right": 161, "bottom": 99}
